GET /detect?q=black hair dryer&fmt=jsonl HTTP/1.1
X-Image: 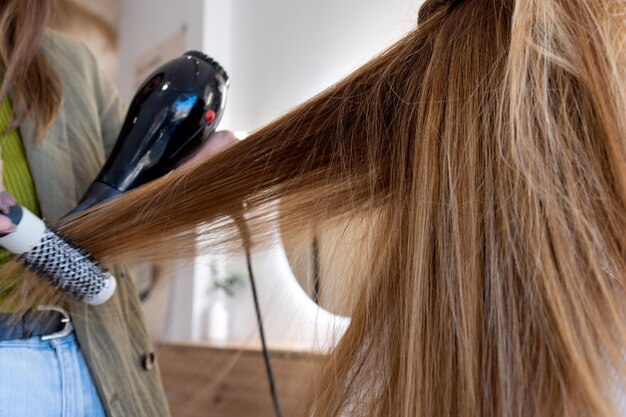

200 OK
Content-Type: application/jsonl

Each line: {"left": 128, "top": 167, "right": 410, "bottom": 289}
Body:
{"left": 67, "top": 51, "right": 229, "bottom": 217}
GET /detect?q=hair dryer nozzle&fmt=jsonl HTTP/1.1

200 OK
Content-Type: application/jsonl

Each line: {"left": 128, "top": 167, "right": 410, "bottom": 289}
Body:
{"left": 184, "top": 51, "right": 229, "bottom": 82}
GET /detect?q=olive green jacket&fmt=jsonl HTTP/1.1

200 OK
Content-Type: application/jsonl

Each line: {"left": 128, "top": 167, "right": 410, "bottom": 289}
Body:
{"left": 18, "top": 31, "right": 171, "bottom": 417}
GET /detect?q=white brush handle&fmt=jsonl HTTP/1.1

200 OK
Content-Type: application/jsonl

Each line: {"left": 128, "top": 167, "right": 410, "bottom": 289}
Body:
{"left": 0, "top": 205, "right": 116, "bottom": 305}
{"left": 0, "top": 205, "right": 46, "bottom": 254}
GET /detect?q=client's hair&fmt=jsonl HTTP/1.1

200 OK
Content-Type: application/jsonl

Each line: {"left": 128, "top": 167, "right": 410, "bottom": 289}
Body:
{"left": 14, "top": 0, "right": 626, "bottom": 415}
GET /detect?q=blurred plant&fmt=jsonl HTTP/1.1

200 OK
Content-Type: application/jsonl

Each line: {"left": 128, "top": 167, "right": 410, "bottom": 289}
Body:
{"left": 208, "top": 258, "right": 246, "bottom": 297}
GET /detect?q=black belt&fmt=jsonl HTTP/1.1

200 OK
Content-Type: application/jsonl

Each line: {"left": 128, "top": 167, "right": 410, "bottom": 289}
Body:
{"left": 0, "top": 306, "right": 72, "bottom": 341}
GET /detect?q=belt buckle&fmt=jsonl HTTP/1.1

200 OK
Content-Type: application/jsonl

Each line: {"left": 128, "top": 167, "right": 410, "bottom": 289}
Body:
{"left": 36, "top": 305, "right": 73, "bottom": 341}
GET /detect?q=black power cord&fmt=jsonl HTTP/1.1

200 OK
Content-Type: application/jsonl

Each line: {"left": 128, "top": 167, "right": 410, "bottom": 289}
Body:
{"left": 311, "top": 237, "right": 321, "bottom": 304}
{"left": 244, "top": 248, "right": 284, "bottom": 417}
{"left": 236, "top": 216, "right": 284, "bottom": 417}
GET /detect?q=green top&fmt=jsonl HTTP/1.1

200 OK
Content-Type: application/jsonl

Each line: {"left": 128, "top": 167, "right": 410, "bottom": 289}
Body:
{"left": 0, "top": 96, "right": 42, "bottom": 309}
{"left": 0, "top": 96, "right": 42, "bottom": 262}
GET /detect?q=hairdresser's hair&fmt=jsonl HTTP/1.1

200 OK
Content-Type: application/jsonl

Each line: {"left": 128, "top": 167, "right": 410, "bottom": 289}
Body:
{"left": 0, "top": 0, "right": 62, "bottom": 138}
{"left": 12, "top": 0, "right": 626, "bottom": 415}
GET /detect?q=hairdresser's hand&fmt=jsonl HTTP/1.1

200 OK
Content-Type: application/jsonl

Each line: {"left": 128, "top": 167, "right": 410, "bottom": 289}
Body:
{"left": 0, "top": 159, "right": 17, "bottom": 233}
{"left": 180, "top": 130, "right": 238, "bottom": 166}
{"left": 0, "top": 209, "right": 16, "bottom": 233}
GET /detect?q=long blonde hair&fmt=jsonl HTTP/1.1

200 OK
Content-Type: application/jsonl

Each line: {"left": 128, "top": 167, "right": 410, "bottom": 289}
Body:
{"left": 11, "top": 0, "right": 626, "bottom": 415}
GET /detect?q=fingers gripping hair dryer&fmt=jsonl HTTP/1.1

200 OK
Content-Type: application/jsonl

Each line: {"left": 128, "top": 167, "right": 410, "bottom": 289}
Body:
{"left": 0, "top": 51, "right": 229, "bottom": 305}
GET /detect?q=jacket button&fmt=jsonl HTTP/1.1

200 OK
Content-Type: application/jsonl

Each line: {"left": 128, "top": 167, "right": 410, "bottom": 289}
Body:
{"left": 142, "top": 352, "right": 156, "bottom": 371}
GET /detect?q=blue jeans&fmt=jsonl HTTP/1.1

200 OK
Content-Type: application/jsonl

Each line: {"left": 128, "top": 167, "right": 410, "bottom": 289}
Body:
{"left": 0, "top": 332, "right": 107, "bottom": 417}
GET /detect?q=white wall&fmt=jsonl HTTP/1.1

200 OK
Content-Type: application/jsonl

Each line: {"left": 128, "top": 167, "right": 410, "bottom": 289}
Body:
{"left": 221, "top": 0, "right": 420, "bottom": 132}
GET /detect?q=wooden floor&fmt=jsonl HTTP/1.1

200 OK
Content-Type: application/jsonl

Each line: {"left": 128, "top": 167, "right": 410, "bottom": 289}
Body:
{"left": 158, "top": 343, "right": 322, "bottom": 417}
